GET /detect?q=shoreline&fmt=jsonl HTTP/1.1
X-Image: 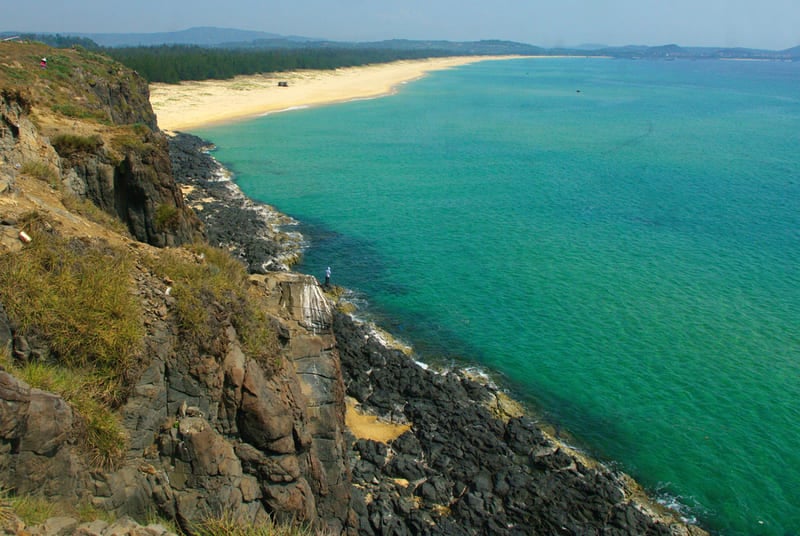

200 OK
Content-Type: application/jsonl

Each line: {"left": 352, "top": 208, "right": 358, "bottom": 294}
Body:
{"left": 167, "top": 131, "right": 706, "bottom": 534}
{"left": 150, "top": 55, "right": 525, "bottom": 131}
{"left": 159, "top": 56, "right": 709, "bottom": 532}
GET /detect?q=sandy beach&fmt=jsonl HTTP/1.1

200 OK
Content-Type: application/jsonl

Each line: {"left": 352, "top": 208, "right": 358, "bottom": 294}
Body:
{"left": 149, "top": 56, "right": 522, "bottom": 131}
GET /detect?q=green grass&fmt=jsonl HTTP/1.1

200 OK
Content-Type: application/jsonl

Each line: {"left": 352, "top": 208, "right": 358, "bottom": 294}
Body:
{"left": 51, "top": 103, "right": 107, "bottom": 121}
{"left": 112, "top": 123, "right": 155, "bottom": 154}
{"left": 154, "top": 203, "right": 180, "bottom": 232}
{"left": 0, "top": 225, "right": 142, "bottom": 376}
{"left": 0, "top": 221, "right": 142, "bottom": 468}
{"left": 0, "top": 486, "right": 12, "bottom": 526}
{"left": 3, "top": 490, "right": 54, "bottom": 526}
{"left": 50, "top": 133, "right": 104, "bottom": 157}
{"left": 147, "top": 244, "right": 280, "bottom": 371}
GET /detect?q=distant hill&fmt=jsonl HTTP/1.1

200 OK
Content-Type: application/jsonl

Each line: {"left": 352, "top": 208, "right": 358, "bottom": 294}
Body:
{"left": 783, "top": 45, "right": 800, "bottom": 58}
{"left": 571, "top": 43, "right": 610, "bottom": 51}
{"left": 81, "top": 26, "right": 314, "bottom": 47}
{"left": 266, "top": 39, "right": 547, "bottom": 56}
{"left": 3, "top": 27, "right": 797, "bottom": 61}
{"left": 594, "top": 43, "right": 796, "bottom": 60}
{"left": 80, "top": 27, "right": 548, "bottom": 56}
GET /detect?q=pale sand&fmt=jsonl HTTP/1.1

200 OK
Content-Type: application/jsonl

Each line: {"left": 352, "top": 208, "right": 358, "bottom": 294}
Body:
{"left": 345, "top": 398, "right": 411, "bottom": 444}
{"left": 149, "top": 56, "right": 523, "bottom": 131}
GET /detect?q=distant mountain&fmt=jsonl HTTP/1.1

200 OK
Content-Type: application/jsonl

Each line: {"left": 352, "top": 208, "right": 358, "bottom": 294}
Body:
{"left": 81, "top": 26, "right": 314, "bottom": 47}
{"left": 338, "top": 39, "right": 546, "bottom": 55}
{"left": 594, "top": 43, "right": 794, "bottom": 60}
{"left": 571, "top": 43, "right": 609, "bottom": 51}
{"left": 4, "top": 27, "right": 797, "bottom": 61}
{"left": 782, "top": 45, "right": 800, "bottom": 58}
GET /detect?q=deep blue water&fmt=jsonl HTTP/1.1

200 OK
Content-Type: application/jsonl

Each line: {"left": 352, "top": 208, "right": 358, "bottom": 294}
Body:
{"left": 196, "top": 58, "right": 800, "bottom": 535}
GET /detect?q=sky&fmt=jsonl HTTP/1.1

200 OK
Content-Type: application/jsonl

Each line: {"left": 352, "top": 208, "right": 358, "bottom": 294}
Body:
{"left": 4, "top": 0, "right": 799, "bottom": 50}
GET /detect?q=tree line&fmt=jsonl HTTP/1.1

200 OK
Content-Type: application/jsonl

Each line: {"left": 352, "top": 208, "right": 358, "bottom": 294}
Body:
{"left": 12, "top": 35, "right": 455, "bottom": 83}
{"left": 106, "top": 45, "right": 452, "bottom": 83}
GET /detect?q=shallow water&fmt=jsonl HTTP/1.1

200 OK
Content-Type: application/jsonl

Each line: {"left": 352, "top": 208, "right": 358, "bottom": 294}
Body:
{"left": 197, "top": 57, "right": 800, "bottom": 535}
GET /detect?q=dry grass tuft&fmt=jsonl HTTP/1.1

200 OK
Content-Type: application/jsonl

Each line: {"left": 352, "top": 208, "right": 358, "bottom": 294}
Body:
{"left": 194, "top": 511, "right": 322, "bottom": 536}
{"left": 0, "top": 222, "right": 141, "bottom": 468}
{"left": 147, "top": 244, "right": 280, "bottom": 371}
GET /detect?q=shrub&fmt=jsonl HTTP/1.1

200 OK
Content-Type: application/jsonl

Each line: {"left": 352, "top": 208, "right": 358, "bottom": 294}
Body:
{"left": 0, "top": 229, "right": 142, "bottom": 375}
{"left": 51, "top": 103, "right": 106, "bottom": 121}
{"left": 194, "top": 512, "right": 319, "bottom": 536}
{"left": 113, "top": 129, "right": 151, "bottom": 153}
{"left": 6, "top": 492, "right": 54, "bottom": 526}
{"left": 12, "top": 361, "right": 128, "bottom": 470}
{"left": 154, "top": 203, "right": 180, "bottom": 231}
{"left": 0, "top": 486, "right": 12, "bottom": 526}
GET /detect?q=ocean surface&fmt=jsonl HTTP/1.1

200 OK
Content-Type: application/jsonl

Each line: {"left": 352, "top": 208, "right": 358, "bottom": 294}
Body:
{"left": 195, "top": 57, "right": 800, "bottom": 536}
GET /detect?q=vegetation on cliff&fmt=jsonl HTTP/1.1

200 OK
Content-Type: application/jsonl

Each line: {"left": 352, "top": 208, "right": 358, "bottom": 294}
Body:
{"left": 144, "top": 243, "right": 280, "bottom": 372}
{"left": 0, "top": 216, "right": 141, "bottom": 469}
{"left": 1, "top": 40, "right": 201, "bottom": 246}
{"left": 0, "top": 42, "right": 316, "bottom": 533}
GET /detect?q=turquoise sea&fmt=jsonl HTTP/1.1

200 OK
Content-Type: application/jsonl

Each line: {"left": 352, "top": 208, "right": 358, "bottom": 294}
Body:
{"left": 196, "top": 58, "right": 800, "bottom": 536}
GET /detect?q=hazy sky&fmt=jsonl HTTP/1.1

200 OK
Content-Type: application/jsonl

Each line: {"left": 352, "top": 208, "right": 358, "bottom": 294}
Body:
{"left": 5, "top": 0, "right": 799, "bottom": 50}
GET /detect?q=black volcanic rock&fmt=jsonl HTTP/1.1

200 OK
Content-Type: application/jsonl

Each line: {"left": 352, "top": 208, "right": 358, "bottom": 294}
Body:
{"left": 334, "top": 312, "right": 682, "bottom": 535}
{"left": 168, "top": 132, "right": 301, "bottom": 273}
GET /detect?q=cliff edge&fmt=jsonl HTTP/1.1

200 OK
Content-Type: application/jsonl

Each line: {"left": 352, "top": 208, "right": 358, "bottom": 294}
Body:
{"left": 0, "top": 41, "right": 354, "bottom": 534}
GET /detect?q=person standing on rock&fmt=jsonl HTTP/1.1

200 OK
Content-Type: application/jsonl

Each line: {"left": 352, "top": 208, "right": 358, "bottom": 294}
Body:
{"left": 324, "top": 266, "right": 331, "bottom": 288}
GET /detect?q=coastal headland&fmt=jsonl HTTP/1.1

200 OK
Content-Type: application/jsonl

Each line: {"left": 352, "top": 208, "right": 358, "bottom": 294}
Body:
{"left": 0, "top": 41, "right": 707, "bottom": 534}
{"left": 149, "top": 56, "right": 524, "bottom": 131}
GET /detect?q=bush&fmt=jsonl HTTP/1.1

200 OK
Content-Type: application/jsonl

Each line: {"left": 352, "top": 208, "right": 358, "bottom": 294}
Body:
{"left": 194, "top": 512, "right": 319, "bottom": 536}
{"left": 0, "top": 229, "right": 142, "bottom": 375}
{"left": 1, "top": 488, "right": 54, "bottom": 526}
{"left": 0, "top": 486, "right": 12, "bottom": 526}
{"left": 113, "top": 126, "right": 152, "bottom": 153}
{"left": 51, "top": 103, "right": 106, "bottom": 121}
{"left": 154, "top": 203, "right": 180, "bottom": 231}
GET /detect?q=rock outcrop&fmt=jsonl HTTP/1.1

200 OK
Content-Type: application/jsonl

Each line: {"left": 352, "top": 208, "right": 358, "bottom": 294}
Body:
{"left": 0, "top": 42, "right": 354, "bottom": 534}
{"left": 168, "top": 132, "right": 302, "bottom": 272}
{"left": 0, "top": 43, "right": 200, "bottom": 247}
{"left": 0, "top": 266, "right": 355, "bottom": 534}
{"left": 336, "top": 313, "right": 707, "bottom": 535}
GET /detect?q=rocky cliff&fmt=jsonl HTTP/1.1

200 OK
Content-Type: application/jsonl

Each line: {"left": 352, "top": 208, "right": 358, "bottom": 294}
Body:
{"left": 1, "top": 42, "right": 199, "bottom": 247}
{"left": 0, "top": 42, "right": 708, "bottom": 536}
{"left": 0, "top": 42, "right": 354, "bottom": 534}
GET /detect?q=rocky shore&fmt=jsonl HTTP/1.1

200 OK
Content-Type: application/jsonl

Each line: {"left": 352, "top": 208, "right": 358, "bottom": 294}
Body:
{"left": 168, "top": 133, "right": 708, "bottom": 536}
{"left": 168, "top": 132, "right": 303, "bottom": 273}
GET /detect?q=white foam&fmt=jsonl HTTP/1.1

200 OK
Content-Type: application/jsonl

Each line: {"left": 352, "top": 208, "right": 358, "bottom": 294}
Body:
{"left": 259, "top": 105, "right": 310, "bottom": 116}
